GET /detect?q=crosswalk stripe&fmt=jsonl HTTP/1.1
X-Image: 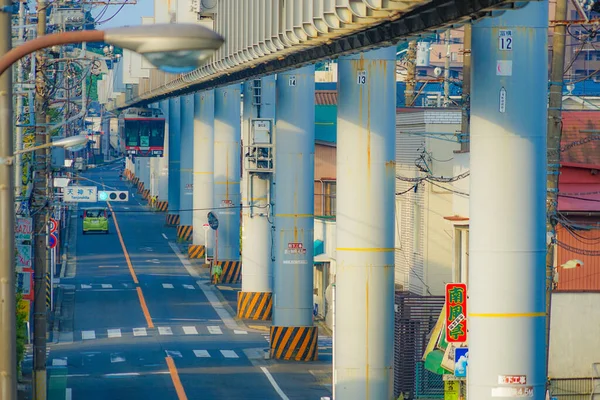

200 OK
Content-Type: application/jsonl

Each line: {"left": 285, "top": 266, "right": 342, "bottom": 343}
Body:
{"left": 207, "top": 326, "right": 222, "bottom": 335}
{"left": 81, "top": 284, "right": 92, "bottom": 289}
{"left": 182, "top": 326, "right": 198, "bottom": 335}
{"left": 107, "top": 329, "right": 121, "bottom": 338}
{"left": 193, "top": 350, "right": 210, "bottom": 358}
{"left": 110, "top": 354, "right": 126, "bottom": 363}
{"left": 220, "top": 350, "right": 238, "bottom": 359}
{"left": 234, "top": 330, "right": 247, "bottom": 335}
{"left": 133, "top": 328, "right": 147, "bottom": 337}
{"left": 162, "top": 283, "right": 174, "bottom": 289}
{"left": 101, "top": 284, "right": 113, "bottom": 289}
{"left": 182, "top": 284, "right": 195, "bottom": 290}
{"left": 158, "top": 327, "right": 173, "bottom": 335}
{"left": 82, "top": 330, "right": 96, "bottom": 340}
{"left": 52, "top": 358, "right": 67, "bottom": 366}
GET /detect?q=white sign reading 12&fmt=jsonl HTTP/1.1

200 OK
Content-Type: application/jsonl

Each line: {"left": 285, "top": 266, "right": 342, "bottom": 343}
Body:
{"left": 499, "top": 30, "right": 513, "bottom": 51}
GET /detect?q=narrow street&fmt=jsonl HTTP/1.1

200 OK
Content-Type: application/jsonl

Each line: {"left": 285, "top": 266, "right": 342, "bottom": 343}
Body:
{"left": 24, "top": 164, "right": 332, "bottom": 399}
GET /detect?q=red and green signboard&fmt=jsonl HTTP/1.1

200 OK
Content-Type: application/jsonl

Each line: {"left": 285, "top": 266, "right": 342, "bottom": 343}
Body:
{"left": 445, "top": 283, "right": 467, "bottom": 343}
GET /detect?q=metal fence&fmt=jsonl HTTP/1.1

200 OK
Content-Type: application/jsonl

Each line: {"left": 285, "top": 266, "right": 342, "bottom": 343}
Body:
{"left": 394, "top": 291, "right": 445, "bottom": 399}
{"left": 549, "top": 378, "right": 598, "bottom": 400}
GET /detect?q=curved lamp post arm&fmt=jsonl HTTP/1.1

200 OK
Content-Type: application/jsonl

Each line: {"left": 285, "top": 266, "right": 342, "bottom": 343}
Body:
{"left": 0, "top": 30, "right": 104, "bottom": 76}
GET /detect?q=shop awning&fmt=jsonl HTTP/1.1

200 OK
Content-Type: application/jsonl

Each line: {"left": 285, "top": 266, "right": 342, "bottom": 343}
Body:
{"left": 314, "top": 239, "right": 324, "bottom": 256}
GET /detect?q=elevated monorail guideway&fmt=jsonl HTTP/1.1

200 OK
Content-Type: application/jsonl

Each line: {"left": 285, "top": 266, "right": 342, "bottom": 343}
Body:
{"left": 115, "top": 0, "right": 533, "bottom": 110}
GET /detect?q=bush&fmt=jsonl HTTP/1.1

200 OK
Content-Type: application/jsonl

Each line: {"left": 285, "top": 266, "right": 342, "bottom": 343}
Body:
{"left": 15, "top": 292, "right": 27, "bottom": 379}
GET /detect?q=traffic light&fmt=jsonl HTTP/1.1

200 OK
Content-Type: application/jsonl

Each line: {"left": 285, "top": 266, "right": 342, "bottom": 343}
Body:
{"left": 98, "top": 190, "right": 129, "bottom": 202}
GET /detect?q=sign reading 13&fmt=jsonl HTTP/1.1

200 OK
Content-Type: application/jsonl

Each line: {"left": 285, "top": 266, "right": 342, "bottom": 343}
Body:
{"left": 357, "top": 70, "right": 367, "bottom": 85}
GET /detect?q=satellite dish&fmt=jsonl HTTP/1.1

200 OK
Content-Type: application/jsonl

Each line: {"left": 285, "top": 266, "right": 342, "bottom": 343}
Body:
{"left": 433, "top": 67, "right": 442, "bottom": 77}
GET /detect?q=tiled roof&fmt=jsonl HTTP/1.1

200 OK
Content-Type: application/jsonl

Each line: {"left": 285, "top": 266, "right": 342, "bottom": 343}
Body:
{"left": 315, "top": 90, "right": 337, "bottom": 105}
{"left": 561, "top": 111, "right": 600, "bottom": 165}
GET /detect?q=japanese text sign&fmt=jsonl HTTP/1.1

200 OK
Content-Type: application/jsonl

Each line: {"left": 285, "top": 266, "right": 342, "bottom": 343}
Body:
{"left": 445, "top": 283, "right": 467, "bottom": 343}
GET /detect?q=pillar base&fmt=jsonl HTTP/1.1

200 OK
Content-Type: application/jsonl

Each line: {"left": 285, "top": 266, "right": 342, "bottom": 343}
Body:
{"left": 166, "top": 214, "right": 180, "bottom": 226}
{"left": 269, "top": 325, "right": 318, "bottom": 361}
{"left": 137, "top": 181, "right": 144, "bottom": 194}
{"left": 176, "top": 225, "right": 193, "bottom": 241}
{"left": 142, "top": 189, "right": 150, "bottom": 200}
{"left": 188, "top": 244, "right": 205, "bottom": 259}
{"left": 237, "top": 291, "right": 272, "bottom": 320}
{"left": 216, "top": 261, "right": 241, "bottom": 283}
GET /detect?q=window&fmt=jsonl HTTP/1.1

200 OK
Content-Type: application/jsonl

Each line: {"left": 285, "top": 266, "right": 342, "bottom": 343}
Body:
{"left": 324, "top": 181, "right": 336, "bottom": 216}
{"left": 454, "top": 226, "right": 469, "bottom": 284}
{"left": 124, "top": 120, "right": 139, "bottom": 146}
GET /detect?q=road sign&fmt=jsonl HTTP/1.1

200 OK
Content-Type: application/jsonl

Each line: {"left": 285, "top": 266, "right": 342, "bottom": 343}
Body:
{"left": 98, "top": 190, "right": 128, "bottom": 202}
{"left": 49, "top": 218, "right": 58, "bottom": 233}
{"left": 64, "top": 186, "right": 98, "bottom": 202}
{"left": 202, "top": 223, "right": 210, "bottom": 231}
{"left": 15, "top": 217, "right": 33, "bottom": 241}
{"left": 454, "top": 348, "right": 468, "bottom": 377}
{"left": 445, "top": 283, "right": 467, "bottom": 343}
{"left": 48, "top": 233, "right": 58, "bottom": 249}
{"left": 207, "top": 212, "right": 219, "bottom": 230}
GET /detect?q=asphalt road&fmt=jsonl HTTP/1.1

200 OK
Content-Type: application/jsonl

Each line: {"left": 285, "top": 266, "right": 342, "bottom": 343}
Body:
{"left": 41, "top": 163, "right": 332, "bottom": 400}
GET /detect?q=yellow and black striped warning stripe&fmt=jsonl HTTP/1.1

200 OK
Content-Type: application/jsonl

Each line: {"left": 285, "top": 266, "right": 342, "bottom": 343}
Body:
{"left": 177, "top": 225, "right": 193, "bottom": 242}
{"left": 46, "top": 273, "right": 51, "bottom": 309}
{"left": 237, "top": 291, "right": 272, "bottom": 320}
{"left": 132, "top": 176, "right": 139, "bottom": 185}
{"left": 142, "top": 189, "right": 150, "bottom": 200}
{"left": 188, "top": 244, "right": 205, "bottom": 259}
{"left": 137, "top": 181, "right": 144, "bottom": 193}
{"left": 217, "top": 260, "right": 241, "bottom": 283}
{"left": 156, "top": 201, "right": 168, "bottom": 212}
{"left": 269, "top": 325, "right": 318, "bottom": 361}
{"left": 166, "top": 214, "right": 180, "bottom": 226}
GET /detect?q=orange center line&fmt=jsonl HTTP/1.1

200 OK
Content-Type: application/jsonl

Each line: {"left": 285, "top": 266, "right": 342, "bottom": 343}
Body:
{"left": 166, "top": 356, "right": 188, "bottom": 400}
{"left": 106, "top": 200, "right": 154, "bottom": 329}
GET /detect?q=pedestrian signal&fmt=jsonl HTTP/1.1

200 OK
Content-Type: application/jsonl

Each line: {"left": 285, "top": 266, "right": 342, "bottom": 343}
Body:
{"left": 98, "top": 191, "right": 128, "bottom": 202}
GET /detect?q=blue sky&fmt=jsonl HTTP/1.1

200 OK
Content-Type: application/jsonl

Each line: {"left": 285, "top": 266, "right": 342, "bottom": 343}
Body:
{"left": 91, "top": 0, "right": 153, "bottom": 28}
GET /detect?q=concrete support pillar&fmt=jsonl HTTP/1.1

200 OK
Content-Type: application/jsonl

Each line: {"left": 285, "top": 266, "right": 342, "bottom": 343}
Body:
{"left": 238, "top": 76, "right": 275, "bottom": 321}
{"left": 178, "top": 94, "right": 194, "bottom": 242}
{"left": 166, "top": 97, "right": 181, "bottom": 226}
{"left": 139, "top": 157, "right": 151, "bottom": 201}
{"left": 213, "top": 84, "right": 241, "bottom": 264}
{"left": 156, "top": 99, "right": 170, "bottom": 212}
{"left": 190, "top": 90, "right": 214, "bottom": 261}
{"left": 126, "top": 157, "right": 134, "bottom": 181}
{"left": 270, "top": 65, "right": 317, "bottom": 361}
{"left": 468, "top": 4, "right": 548, "bottom": 399}
{"left": 334, "top": 46, "right": 397, "bottom": 398}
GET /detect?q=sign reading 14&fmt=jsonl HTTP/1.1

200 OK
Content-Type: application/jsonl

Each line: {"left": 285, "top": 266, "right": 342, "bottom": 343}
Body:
{"left": 499, "top": 29, "right": 513, "bottom": 51}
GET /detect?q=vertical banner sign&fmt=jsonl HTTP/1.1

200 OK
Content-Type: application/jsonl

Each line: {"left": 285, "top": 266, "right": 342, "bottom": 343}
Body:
{"left": 445, "top": 283, "right": 467, "bottom": 343}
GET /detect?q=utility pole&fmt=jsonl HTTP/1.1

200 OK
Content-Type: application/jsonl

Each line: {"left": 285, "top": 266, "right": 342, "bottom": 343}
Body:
{"left": 460, "top": 24, "right": 472, "bottom": 152}
{"left": 15, "top": 0, "right": 25, "bottom": 196}
{"left": 404, "top": 40, "right": 417, "bottom": 106}
{"left": 443, "top": 29, "right": 451, "bottom": 107}
{"left": 0, "top": 0, "right": 17, "bottom": 396}
{"left": 33, "top": 0, "right": 49, "bottom": 397}
{"left": 546, "top": 0, "right": 567, "bottom": 390}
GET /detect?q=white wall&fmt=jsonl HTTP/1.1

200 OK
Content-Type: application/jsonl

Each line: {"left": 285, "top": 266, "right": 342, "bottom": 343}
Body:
{"left": 549, "top": 292, "right": 600, "bottom": 379}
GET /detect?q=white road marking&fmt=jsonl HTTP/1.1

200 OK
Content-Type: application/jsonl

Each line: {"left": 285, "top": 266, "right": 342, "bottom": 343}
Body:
{"left": 162, "top": 283, "right": 174, "bottom": 289}
{"left": 261, "top": 366, "right": 290, "bottom": 400}
{"left": 182, "top": 284, "right": 195, "bottom": 290}
{"left": 104, "top": 373, "right": 140, "bottom": 377}
{"left": 234, "top": 330, "right": 248, "bottom": 335}
{"left": 133, "top": 327, "right": 147, "bottom": 337}
{"left": 98, "top": 265, "right": 119, "bottom": 269}
{"left": 81, "top": 284, "right": 92, "bottom": 289}
{"left": 52, "top": 358, "right": 67, "bottom": 366}
{"left": 110, "top": 354, "right": 126, "bottom": 363}
{"left": 207, "top": 326, "right": 222, "bottom": 335}
{"left": 220, "top": 350, "right": 239, "bottom": 359}
{"left": 66, "top": 388, "right": 72, "bottom": 400}
{"left": 158, "top": 327, "right": 173, "bottom": 335}
{"left": 81, "top": 330, "right": 96, "bottom": 340}
{"left": 107, "top": 329, "right": 122, "bottom": 338}
{"left": 165, "top": 350, "right": 182, "bottom": 358}
{"left": 101, "top": 284, "right": 113, "bottom": 289}
{"left": 182, "top": 326, "right": 198, "bottom": 335}
{"left": 162, "top": 233, "right": 168, "bottom": 240}
{"left": 146, "top": 259, "right": 160, "bottom": 264}
{"left": 193, "top": 350, "right": 210, "bottom": 358}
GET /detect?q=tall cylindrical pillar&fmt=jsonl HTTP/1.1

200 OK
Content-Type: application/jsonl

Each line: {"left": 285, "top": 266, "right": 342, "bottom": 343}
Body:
{"left": 156, "top": 99, "right": 170, "bottom": 212}
{"left": 178, "top": 94, "right": 194, "bottom": 242}
{"left": 166, "top": 97, "right": 181, "bottom": 226}
{"left": 139, "top": 157, "right": 150, "bottom": 201}
{"left": 334, "top": 46, "right": 397, "bottom": 398}
{"left": 468, "top": 4, "right": 548, "bottom": 399}
{"left": 190, "top": 90, "right": 214, "bottom": 261}
{"left": 270, "top": 65, "right": 317, "bottom": 361}
{"left": 214, "top": 84, "right": 241, "bottom": 264}
{"left": 238, "top": 76, "right": 275, "bottom": 321}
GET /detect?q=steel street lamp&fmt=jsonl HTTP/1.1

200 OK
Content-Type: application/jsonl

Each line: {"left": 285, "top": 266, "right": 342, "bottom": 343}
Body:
{"left": 0, "top": 23, "right": 224, "bottom": 400}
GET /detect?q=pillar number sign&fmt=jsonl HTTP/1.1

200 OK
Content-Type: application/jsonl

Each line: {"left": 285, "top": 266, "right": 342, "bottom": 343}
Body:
{"left": 357, "top": 70, "right": 367, "bottom": 85}
{"left": 445, "top": 283, "right": 467, "bottom": 343}
{"left": 499, "top": 29, "right": 513, "bottom": 51}
{"left": 288, "top": 75, "right": 296, "bottom": 86}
